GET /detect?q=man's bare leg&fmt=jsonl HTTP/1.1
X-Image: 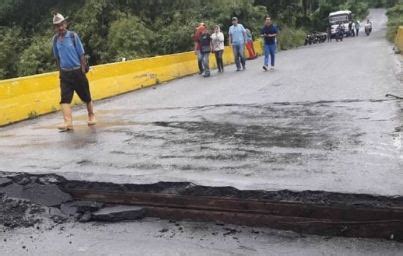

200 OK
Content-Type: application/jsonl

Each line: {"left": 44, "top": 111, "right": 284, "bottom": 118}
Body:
{"left": 86, "top": 101, "right": 96, "bottom": 126}
{"left": 58, "top": 103, "right": 73, "bottom": 131}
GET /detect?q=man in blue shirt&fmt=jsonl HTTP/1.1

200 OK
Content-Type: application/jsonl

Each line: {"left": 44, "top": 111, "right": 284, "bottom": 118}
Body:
{"left": 229, "top": 17, "right": 247, "bottom": 71}
{"left": 261, "top": 17, "right": 278, "bottom": 71}
{"left": 52, "top": 13, "right": 96, "bottom": 131}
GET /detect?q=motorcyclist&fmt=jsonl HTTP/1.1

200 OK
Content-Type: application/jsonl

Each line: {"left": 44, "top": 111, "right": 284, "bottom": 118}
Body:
{"left": 336, "top": 22, "right": 344, "bottom": 41}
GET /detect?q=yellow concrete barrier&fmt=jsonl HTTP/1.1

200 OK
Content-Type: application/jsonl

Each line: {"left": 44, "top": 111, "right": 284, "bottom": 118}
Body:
{"left": 0, "top": 41, "right": 262, "bottom": 126}
{"left": 396, "top": 26, "right": 403, "bottom": 52}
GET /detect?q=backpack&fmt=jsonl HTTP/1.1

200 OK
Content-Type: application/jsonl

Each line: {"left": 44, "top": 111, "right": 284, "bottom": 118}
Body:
{"left": 199, "top": 33, "right": 211, "bottom": 53}
{"left": 53, "top": 32, "right": 89, "bottom": 73}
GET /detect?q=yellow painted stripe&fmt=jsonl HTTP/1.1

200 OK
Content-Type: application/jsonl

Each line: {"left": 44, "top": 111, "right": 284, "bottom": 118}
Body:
{"left": 0, "top": 41, "right": 263, "bottom": 126}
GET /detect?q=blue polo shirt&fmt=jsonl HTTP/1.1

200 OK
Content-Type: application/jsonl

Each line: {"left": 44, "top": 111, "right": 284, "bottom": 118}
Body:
{"left": 53, "top": 31, "right": 85, "bottom": 69}
{"left": 229, "top": 24, "right": 246, "bottom": 45}
{"left": 261, "top": 25, "right": 278, "bottom": 45}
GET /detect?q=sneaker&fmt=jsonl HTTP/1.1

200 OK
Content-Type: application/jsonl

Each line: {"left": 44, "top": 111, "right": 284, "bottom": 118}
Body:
{"left": 199, "top": 70, "right": 204, "bottom": 75}
{"left": 270, "top": 66, "right": 275, "bottom": 71}
{"left": 236, "top": 69, "right": 241, "bottom": 72}
{"left": 242, "top": 66, "right": 246, "bottom": 71}
{"left": 203, "top": 73, "right": 210, "bottom": 77}
{"left": 263, "top": 65, "right": 268, "bottom": 71}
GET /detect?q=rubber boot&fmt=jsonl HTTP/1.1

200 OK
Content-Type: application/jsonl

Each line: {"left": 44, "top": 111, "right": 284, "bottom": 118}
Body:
{"left": 86, "top": 101, "right": 96, "bottom": 126}
{"left": 58, "top": 104, "right": 73, "bottom": 131}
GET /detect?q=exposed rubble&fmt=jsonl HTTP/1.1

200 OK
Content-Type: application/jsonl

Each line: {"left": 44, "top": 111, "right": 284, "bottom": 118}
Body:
{"left": 0, "top": 172, "right": 402, "bottom": 242}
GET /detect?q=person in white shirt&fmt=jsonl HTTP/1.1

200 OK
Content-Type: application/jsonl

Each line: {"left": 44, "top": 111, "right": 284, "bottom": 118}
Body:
{"left": 211, "top": 25, "right": 225, "bottom": 73}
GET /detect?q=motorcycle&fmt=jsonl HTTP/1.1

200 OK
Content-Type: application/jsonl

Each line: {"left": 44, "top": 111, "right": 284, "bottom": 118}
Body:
{"left": 335, "top": 26, "right": 344, "bottom": 42}
{"left": 305, "top": 32, "right": 328, "bottom": 45}
{"left": 318, "top": 32, "right": 327, "bottom": 43}
{"left": 312, "top": 33, "right": 319, "bottom": 44}
{"left": 304, "top": 34, "right": 313, "bottom": 45}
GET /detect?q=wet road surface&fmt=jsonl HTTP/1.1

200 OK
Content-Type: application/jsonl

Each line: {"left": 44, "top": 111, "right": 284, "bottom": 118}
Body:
{"left": 2, "top": 219, "right": 403, "bottom": 256}
{"left": 0, "top": 9, "right": 402, "bottom": 196}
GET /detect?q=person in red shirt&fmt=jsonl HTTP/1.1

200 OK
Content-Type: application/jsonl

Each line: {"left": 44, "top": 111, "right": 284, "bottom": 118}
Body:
{"left": 193, "top": 23, "right": 206, "bottom": 75}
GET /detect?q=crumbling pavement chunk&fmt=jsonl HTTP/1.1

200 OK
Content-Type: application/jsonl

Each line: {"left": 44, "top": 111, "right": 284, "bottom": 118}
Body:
{"left": 0, "top": 183, "right": 72, "bottom": 207}
{"left": 91, "top": 206, "right": 146, "bottom": 222}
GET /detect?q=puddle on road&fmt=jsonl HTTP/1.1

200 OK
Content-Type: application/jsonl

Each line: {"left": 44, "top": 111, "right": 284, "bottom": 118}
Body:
{"left": 0, "top": 99, "right": 401, "bottom": 183}
{"left": 144, "top": 102, "right": 365, "bottom": 152}
{"left": 100, "top": 99, "right": 401, "bottom": 174}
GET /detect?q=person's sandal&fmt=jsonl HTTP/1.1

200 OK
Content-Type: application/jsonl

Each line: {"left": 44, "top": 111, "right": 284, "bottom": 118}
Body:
{"left": 57, "top": 124, "right": 74, "bottom": 132}
{"left": 87, "top": 118, "right": 97, "bottom": 126}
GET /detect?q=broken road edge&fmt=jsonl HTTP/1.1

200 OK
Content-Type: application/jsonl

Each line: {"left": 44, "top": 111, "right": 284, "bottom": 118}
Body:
{"left": 0, "top": 171, "right": 402, "bottom": 242}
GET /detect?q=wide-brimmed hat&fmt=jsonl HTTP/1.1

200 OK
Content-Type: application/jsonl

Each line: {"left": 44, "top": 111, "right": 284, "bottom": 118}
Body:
{"left": 53, "top": 13, "right": 68, "bottom": 25}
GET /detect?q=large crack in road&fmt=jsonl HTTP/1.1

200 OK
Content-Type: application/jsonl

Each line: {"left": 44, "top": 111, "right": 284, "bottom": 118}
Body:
{"left": 1, "top": 172, "right": 402, "bottom": 242}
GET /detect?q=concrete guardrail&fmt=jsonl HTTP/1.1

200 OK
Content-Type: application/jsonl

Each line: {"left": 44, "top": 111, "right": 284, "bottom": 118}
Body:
{"left": 395, "top": 26, "right": 403, "bottom": 52}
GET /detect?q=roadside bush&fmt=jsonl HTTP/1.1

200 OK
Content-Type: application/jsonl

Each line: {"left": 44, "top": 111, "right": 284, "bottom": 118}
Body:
{"left": 17, "top": 34, "right": 55, "bottom": 77}
{"left": 277, "top": 26, "right": 306, "bottom": 50}
{"left": 386, "top": 1, "right": 403, "bottom": 42}
{"left": 340, "top": 0, "right": 369, "bottom": 20}
{"left": 152, "top": 10, "right": 202, "bottom": 55}
{"left": 0, "top": 27, "right": 23, "bottom": 79}
{"left": 106, "top": 15, "right": 156, "bottom": 61}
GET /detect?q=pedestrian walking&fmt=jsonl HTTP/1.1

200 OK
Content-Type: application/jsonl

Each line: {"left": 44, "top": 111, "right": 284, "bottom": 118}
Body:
{"left": 198, "top": 26, "right": 212, "bottom": 77}
{"left": 261, "top": 16, "right": 278, "bottom": 71}
{"left": 228, "top": 17, "right": 247, "bottom": 71}
{"left": 245, "top": 28, "right": 256, "bottom": 59}
{"left": 355, "top": 20, "right": 360, "bottom": 36}
{"left": 327, "top": 24, "right": 332, "bottom": 42}
{"left": 349, "top": 22, "right": 354, "bottom": 37}
{"left": 211, "top": 25, "right": 225, "bottom": 73}
{"left": 52, "top": 13, "right": 96, "bottom": 132}
{"left": 193, "top": 23, "right": 206, "bottom": 75}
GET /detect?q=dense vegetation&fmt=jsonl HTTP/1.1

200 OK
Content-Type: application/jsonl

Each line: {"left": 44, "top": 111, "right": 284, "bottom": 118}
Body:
{"left": 386, "top": 0, "right": 403, "bottom": 42}
{"left": 0, "top": 0, "right": 400, "bottom": 79}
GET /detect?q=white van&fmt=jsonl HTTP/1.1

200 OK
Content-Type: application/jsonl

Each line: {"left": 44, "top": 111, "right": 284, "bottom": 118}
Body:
{"left": 329, "top": 10, "right": 353, "bottom": 37}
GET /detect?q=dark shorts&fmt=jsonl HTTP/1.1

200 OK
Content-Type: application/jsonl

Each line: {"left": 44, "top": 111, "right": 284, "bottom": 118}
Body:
{"left": 60, "top": 69, "right": 92, "bottom": 104}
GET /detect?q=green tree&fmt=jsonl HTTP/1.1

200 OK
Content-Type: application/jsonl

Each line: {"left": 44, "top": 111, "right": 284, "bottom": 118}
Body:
{"left": 107, "top": 15, "right": 156, "bottom": 60}
{"left": 17, "top": 33, "right": 55, "bottom": 77}
{"left": 0, "top": 27, "right": 23, "bottom": 79}
{"left": 0, "top": 0, "right": 396, "bottom": 79}
{"left": 386, "top": 0, "right": 403, "bottom": 42}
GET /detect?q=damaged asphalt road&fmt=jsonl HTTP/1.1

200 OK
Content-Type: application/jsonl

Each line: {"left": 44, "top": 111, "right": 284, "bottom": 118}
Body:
{"left": 0, "top": 9, "right": 403, "bottom": 255}
{"left": 0, "top": 11, "right": 402, "bottom": 196}
{"left": 1, "top": 174, "right": 403, "bottom": 255}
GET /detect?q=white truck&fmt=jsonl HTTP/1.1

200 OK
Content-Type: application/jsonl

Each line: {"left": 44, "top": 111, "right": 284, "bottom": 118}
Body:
{"left": 329, "top": 10, "right": 353, "bottom": 38}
